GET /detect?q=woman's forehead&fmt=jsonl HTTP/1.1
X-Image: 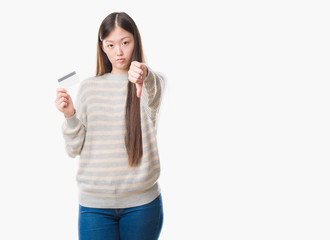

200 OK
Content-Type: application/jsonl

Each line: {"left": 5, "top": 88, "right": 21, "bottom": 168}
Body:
{"left": 104, "top": 27, "right": 133, "bottom": 42}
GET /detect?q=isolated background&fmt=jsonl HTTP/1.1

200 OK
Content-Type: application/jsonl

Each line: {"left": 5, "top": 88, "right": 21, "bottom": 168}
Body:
{"left": 0, "top": 0, "right": 329, "bottom": 239}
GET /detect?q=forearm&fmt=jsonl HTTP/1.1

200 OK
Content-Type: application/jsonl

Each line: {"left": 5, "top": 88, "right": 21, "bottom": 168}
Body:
{"left": 62, "top": 110, "right": 86, "bottom": 158}
{"left": 141, "top": 66, "right": 167, "bottom": 122}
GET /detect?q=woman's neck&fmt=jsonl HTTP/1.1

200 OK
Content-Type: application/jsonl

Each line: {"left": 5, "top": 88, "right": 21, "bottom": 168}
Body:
{"left": 110, "top": 69, "right": 128, "bottom": 75}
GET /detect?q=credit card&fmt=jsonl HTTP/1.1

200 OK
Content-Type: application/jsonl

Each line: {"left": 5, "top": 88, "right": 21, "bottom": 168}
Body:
{"left": 57, "top": 71, "right": 80, "bottom": 89}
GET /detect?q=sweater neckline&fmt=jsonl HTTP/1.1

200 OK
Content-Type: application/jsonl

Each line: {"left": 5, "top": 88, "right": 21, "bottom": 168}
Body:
{"left": 105, "top": 73, "right": 129, "bottom": 82}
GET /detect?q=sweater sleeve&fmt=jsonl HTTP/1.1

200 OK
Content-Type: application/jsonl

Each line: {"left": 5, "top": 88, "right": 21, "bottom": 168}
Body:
{"left": 61, "top": 83, "right": 87, "bottom": 158}
{"left": 141, "top": 65, "right": 167, "bottom": 131}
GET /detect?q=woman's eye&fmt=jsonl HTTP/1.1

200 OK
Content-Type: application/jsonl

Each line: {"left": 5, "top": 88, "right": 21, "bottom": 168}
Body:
{"left": 123, "top": 41, "right": 128, "bottom": 46}
{"left": 108, "top": 44, "right": 113, "bottom": 48}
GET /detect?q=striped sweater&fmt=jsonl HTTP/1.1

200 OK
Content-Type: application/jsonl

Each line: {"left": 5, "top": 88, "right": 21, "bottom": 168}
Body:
{"left": 61, "top": 66, "right": 166, "bottom": 208}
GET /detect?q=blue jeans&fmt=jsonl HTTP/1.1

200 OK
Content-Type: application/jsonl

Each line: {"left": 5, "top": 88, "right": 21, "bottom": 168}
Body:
{"left": 78, "top": 193, "right": 163, "bottom": 240}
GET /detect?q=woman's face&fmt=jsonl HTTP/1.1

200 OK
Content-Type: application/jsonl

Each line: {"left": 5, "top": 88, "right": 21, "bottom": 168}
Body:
{"left": 101, "top": 26, "right": 135, "bottom": 74}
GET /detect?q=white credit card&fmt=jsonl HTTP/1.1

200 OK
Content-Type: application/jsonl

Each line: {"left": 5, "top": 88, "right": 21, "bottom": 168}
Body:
{"left": 57, "top": 71, "right": 80, "bottom": 89}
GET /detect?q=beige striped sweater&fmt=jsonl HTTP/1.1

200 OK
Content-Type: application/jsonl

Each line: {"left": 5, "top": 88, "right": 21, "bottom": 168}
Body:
{"left": 61, "top": 66, "right": 166, "bottom": 208}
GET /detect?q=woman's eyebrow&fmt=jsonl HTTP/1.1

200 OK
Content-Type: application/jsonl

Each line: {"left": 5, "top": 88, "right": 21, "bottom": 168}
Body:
{"left": 105, "top": 36, "right": 130, "bottom": 43}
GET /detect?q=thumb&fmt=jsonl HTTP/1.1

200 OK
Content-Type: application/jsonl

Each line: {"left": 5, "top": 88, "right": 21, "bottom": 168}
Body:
{"left": 136, "top": 83, "right": 143, "bottom": 98}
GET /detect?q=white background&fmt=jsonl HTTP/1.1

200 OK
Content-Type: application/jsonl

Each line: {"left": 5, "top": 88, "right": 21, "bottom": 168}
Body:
{"left": 0, "top": 0, "right": 329, "bottom": 239}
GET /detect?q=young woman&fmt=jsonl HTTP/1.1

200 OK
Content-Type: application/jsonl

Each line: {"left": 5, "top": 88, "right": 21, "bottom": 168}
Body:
{"left": 55, "top": 12, "right": 166, "bottom": 240}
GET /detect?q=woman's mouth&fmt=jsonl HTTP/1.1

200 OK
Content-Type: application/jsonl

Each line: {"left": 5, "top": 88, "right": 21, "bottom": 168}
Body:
{"left": 116, "top": 58, "right": 125, "bottom": 62}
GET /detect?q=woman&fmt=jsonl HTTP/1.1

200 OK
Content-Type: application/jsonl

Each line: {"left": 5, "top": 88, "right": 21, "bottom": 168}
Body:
{"left": 55, "top": 11, "right": 166, "bottom": 240}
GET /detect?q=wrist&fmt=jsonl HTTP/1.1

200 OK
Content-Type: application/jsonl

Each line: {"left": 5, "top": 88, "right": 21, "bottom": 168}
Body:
{"left": 65, "top": 109, "right": 76, "bottom": 118}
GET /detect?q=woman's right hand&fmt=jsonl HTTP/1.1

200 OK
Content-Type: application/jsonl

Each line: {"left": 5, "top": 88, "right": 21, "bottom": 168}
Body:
{"left": 55, "top": 88, "right": 75, "bottom": 118}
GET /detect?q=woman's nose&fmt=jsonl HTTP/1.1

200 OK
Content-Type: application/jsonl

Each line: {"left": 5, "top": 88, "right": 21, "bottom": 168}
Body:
{"left": 116, "top": 46, "right": 123, "bottom": 55}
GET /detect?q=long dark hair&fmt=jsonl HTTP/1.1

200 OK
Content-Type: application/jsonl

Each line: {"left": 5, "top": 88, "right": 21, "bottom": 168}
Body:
{"left": 96, "top": 12, "right": 144, "bottom": 167}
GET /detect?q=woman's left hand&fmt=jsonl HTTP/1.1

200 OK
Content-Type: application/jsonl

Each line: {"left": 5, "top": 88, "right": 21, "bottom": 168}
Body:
{"left": 128, "top": 61, "right": 148, "bottom": 98}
